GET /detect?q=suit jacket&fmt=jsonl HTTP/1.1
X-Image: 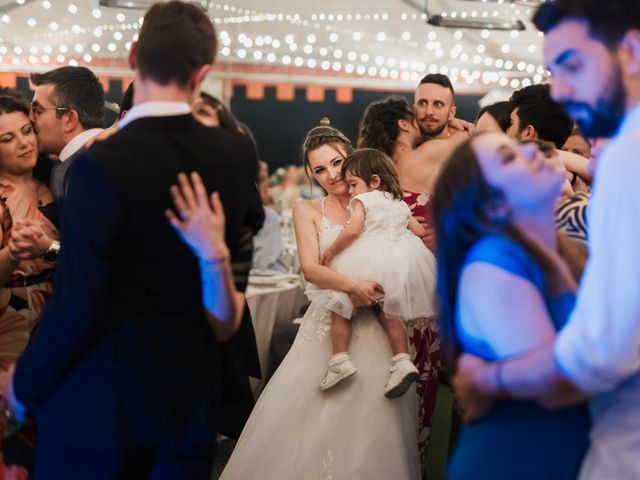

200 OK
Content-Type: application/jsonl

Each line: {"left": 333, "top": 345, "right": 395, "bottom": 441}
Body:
{"left": 50, "top": 146, "right": 86, "bottom": 207}
{"left": 217, "top": 301, "right": 261, "bottom": 440}
{"left": 14, "top": 114, "right": 264, "bottom": 450}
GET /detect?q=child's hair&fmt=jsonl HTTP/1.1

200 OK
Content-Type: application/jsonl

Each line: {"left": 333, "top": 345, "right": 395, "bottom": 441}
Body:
{"left": 341, "top": 148, "right": 404, "bottom": 200}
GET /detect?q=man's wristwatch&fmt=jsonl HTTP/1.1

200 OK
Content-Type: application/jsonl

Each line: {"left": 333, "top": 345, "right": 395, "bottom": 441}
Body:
{"left": 43, "top": 240, "right": 61, "bottom": 263}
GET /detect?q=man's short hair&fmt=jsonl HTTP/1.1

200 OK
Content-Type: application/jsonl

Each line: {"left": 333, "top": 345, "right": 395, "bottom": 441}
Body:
{"left": 476, "top": 101, "right": 514, "bottom": 133}
{"left": 533, "top": 0, "right": 640, "bottom": 48}
{"left": 136, "top": 1, "right": 217, "bottom": 87}
{"left": 418, "top": 73, "right": 455, "bottom": 97}
{"left": 30, "top": 66, "right": 104, "bottom": 129}
{"left": 510, "top": 84, "right": 573, "bottom": 149}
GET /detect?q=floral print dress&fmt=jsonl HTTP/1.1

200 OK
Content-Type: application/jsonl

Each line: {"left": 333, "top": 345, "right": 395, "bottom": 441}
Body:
{"left": 0, "top": 179, "right": 59, "bottom": 368}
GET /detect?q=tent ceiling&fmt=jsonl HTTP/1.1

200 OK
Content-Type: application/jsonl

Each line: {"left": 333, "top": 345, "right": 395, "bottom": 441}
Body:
{"left": 0, "top": 0, "right": 549, "bottom": 92}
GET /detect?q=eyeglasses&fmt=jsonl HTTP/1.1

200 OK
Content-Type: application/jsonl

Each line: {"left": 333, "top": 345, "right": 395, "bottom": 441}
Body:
{"left": 30, "top": 102, "right": 71, "bottom": 118}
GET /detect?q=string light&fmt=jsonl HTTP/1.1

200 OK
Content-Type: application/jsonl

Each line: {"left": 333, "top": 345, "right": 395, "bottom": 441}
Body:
{"left": 0, "top": 2, "right": 546, "bottom": 90}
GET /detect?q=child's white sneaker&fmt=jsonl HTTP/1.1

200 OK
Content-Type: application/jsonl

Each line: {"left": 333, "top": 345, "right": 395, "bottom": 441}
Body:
{"left": 320, "top": 353, "right": 357, "bottom": 391}
{"left": 384, "top": 355, "right": 419, "bottom": 399}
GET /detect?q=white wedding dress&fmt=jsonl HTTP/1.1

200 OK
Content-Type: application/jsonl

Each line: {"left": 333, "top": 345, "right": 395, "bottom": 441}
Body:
{"left": 220, "top": 207, "right": 421, "bottom": 480}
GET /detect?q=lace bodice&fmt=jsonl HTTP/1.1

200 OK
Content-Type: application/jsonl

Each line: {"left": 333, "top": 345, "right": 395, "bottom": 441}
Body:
{"left": 318, "top": 197, "right": 344, "bottom": 256}
{"left": 351, "top": 191, "right": 412, "bottom": 241}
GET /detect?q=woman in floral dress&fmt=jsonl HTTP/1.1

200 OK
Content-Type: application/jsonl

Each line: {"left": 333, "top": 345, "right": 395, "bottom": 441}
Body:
{"left": 0, "top": 88, "right": 59, "bottom": 477}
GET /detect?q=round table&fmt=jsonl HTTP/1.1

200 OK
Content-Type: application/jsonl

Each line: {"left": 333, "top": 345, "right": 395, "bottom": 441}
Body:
{"left": 246, "top": 277, "right": 308, "bottom": 395}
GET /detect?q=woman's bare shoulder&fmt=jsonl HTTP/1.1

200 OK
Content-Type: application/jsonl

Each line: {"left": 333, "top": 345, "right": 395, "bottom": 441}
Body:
{"left": 293, "top": 199, "right": 322, "bottom": 217}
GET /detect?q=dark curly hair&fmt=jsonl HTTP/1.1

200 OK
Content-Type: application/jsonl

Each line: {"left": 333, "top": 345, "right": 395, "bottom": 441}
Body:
{"left": 0, "top": 87, "right": 30, "bottom": 116}
{"left": 357, "top": 96, "right": 414, "bottom": 156}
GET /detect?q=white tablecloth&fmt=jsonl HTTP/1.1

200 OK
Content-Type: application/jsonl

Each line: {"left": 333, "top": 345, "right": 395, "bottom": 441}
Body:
{"left": 246, "top": 278, "right": 308, "bottom": 395}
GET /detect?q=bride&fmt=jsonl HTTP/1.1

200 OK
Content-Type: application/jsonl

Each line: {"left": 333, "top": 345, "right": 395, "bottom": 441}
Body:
{"left": 220, "top": 126, "right": 421, "bottom": 479}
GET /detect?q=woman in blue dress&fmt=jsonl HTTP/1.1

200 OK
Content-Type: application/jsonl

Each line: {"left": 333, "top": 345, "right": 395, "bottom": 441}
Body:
{"left": 432, "top": 132, "right": 590, "bottom": 479}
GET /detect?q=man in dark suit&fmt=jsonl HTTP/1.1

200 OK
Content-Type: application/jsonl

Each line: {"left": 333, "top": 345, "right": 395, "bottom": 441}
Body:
{"left": 29, "top": 66, "right": 105, "bottom": 204}
{"left": 13, "top": 2, "right": 263, "bottom": 478}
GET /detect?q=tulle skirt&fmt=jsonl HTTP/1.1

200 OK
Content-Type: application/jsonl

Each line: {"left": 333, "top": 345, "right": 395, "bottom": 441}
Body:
{"left": 307, "top": 233, "right": 436, "bottom": 321}
{"left": 220, "top": 301, "right": 421, "bottom": 480}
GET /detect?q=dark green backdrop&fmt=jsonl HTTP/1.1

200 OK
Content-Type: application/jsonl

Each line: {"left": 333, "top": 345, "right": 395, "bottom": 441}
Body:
{"left": 231, "top": 85, "right": 481, "bottom": 169}
{"left": 12, "top": 76, "right": 481, "bottom": 170}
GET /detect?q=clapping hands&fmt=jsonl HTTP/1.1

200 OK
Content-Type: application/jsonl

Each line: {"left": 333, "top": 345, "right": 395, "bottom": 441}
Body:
{"left": 165, "top": 172, "right": 230, "bottom": 263}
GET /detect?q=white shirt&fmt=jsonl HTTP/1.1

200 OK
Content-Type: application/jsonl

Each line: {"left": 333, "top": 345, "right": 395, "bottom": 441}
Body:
{"left": 59, "top": 128, "right": 103, "bottom": 162}
{"left": 118, "top": 101, "right": 191, "bottom": 129}
{"left": 555, "top": 104, "right": 640, "bottom": 479}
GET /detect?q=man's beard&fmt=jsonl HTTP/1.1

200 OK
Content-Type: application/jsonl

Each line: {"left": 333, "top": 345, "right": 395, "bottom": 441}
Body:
{"left": 418, "top": 120, "right": 447, "bottom": 138}
{"left": 562, "top": 65, "right": 627, "bottom": 139}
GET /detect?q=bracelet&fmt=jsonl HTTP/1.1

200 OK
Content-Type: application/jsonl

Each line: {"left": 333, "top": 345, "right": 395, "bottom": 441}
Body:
{"left": 494, "top": 361, "right": 507, "bottom": 396}
{"left": 43, "top": 239, "right": 61, "bottom": 263}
